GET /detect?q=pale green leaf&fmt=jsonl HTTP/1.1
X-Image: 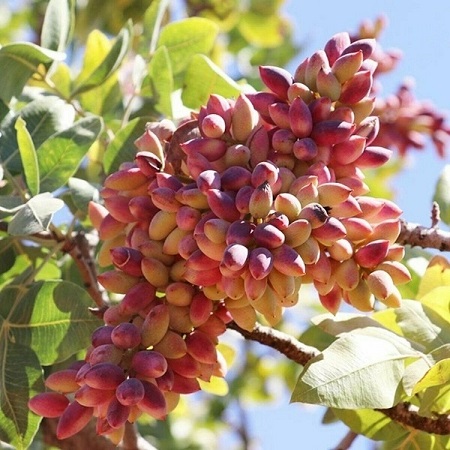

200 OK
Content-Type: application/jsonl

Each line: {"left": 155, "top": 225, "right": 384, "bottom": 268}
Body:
{"left": 103, "top": 117, "right": 150, "bottom": 174}
{"left": 67, "top": 177, "right": 100, "bottom": 213}
{"left": 402, "top": 357, "right": 433, "bottom": 395}
{"left": 383, "top": 430, "right": 450, "bottom": 450}
{"left": 238, "top": 11, "right": 285, "bottom": 48}
{"left": 199, "top": 376, "right": 229, "bottom": 396}
{"left": 0, "top": 43, "right": 65, "bottom": 103}
{"left": 389, "top": 299, "right": 450, "bottom": 352}
{"left": 40, "top": 0, "right": 75, "bottom": 52}
{"left": 15, "top": 117, "right": 39, "bottom": 196}
{"left": 0, "top": 280, "right": 102, "bottom": 365}
{"left": 333, "top": 408, "right": 408, "bottom": 441}
{"left": 311, "top": 312, "right": 387, "bottom": 336}
{"left": 417, "top": 255, "right": 450, "bottom": 300}
{"left": 71, "top": 23, "right": 131, "bottom": 96}
{"left": 157, "top": 17, "right": 219, "bottom": 75}
{"left": 37, "top": 116, "right": 103, "bottom": 192}
{"left": 0, "top": 340, "right": 43, "bottom": 450}
{"left": 420, "top": 286, "right": 450, "bottom": 324}
{"left": 182, "top": 54, "right": 242, "bottom": 109}
{"left": 291, "top": 332, "right": 420, "bottom": 409}
{"left": 143, "top": 0, "right": 170, "bottom": 54}
{"left": 7, "top": 193, "right": 64, "bottom": 236}
{"left": 412, "top": 358, "right": 450, "bottom": 394}
{"left": 419, "top": 383, "right": 450, "bottom": 416}
{"left": 0, "top": 96, "right": 75, "bottom": 173}
{"left": 433, "top": 164, "right": 450, "bottom": 226}
{"left": 147, "top": 46, "right": 173, "bottom": 117}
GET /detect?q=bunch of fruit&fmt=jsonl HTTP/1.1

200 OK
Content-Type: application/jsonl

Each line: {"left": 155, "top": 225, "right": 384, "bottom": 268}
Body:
{"left": 29, "top": 30, "right": 411, "bottom": 441}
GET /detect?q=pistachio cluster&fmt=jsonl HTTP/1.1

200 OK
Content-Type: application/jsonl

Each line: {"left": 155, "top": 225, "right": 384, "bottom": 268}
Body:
{"left": 29, "top": 31, "right": 411, "bottom": 441}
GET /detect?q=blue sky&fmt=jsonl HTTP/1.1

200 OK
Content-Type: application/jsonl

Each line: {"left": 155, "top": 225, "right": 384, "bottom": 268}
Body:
{"left": 239, "top": 2, "right": 450, "bottom": 450}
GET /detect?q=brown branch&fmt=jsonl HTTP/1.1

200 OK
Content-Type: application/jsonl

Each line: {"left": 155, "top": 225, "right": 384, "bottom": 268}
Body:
{"left": 333, "top": 430, "right": 359, "bottom": 450}
{"left": 0, "top": 221, "right": 106, "bottom": 308}
{"left": 377, "top": 403, "right": 450, "bottom": 435}
{"left": 227, "top": 321, "right": 320, "bottom": 366}
{"left": 228, "top": 322, "right": 450, "bottom": 435}
{"left": 397, "top": 219, "right": 450, "bottom": 251}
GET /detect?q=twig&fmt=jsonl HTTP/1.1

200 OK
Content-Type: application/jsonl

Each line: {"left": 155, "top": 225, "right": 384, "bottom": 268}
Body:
{"left": 377, "top": 403, "right": 450, "bottom": 435}
{"left": 227, "top": 321, "right": 320, "bottom": 366}
{"left": 397, "top": 219, "right": 450, "bottom": 251}
{"left": 333, "top": 430, "right": 358, "bottom": 450}
{"left": 227, "top": 322, "right": 450, "bottom": 435}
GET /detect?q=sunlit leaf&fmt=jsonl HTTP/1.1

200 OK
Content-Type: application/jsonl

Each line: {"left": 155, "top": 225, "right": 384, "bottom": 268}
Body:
{"left": 417, "top": 255, "right": 450, "bottom": 300}
{"left": 433, "top": 164, "right": 450, "bottom": 226}
{"left": 311, "top": 312, "right": 387, "bottom": 336}
{"left": 0, "top": 340, "right": 43, "bottom": 450}
{"left": 419, "top": 383, "right": 450, "bottom": 416}
{"left": 15, "top": 117, "right": 39, "bottom": 196}
{"left": 182, "top": 54, "right": 242, "bottom": 109}
{"left": 0, "top": 43, "right": 65, "bottom": 103}
{"left": 103, "top": 117, "right": 150, "bottom": 174}
{"left": 71, "top": 23, "right": 131, "bottom": 96}
{"left": 333, "top": 408, "right": 408, "bottom": 441}
{"left": 382, "top": 429, "right": 450, "bottom": 450}
{"left": 40, "top": 0, "right": 75, "bottom": 52}
{"left": 372, "top": 297, "right": 450, "bottom": 352}
{"left": 238, "top": 11, "right": 285, "bottom": 48}
{"left": 157, "top": 17, "right": 219, "bottom": 75}
{"left": 0, "top": 280, "right": 101, "bottom": 365}
{"left": 0, "top": 96, "right": 75, "bottom": 173}
{"left": 37, "top": 116, "right": 103, "bottom": 192}
{"left": 199, "top": 376, "right": 229, "bottom": 396}
{"left": 412, "top": 358, "right": 450, "bottom": 394}
{"left": 291, "top": 331, "right": 420, "bottom": 409}
{"left": 147, "top": 45, "right": 173, "bottom": 117}
{"left": 7, "top": 193, "right": 64, "bottom": 236}
{"left": 143, "top": 0, "right": 170, "bottom": 54}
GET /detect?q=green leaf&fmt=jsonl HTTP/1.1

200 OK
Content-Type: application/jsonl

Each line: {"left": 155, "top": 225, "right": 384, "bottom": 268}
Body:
{"left": 157, "top": 17, "right": 219, "bottom": 75}
{"left": 7, "top": 193, "right": 64, "bottom": 236}
{"left": 299, "top": 324, "right": 336, "bottom": 352}
{"left": 0, "top": 43, "right": 65, "bottom": 103}
{"left": 103, "top": 117, "right": 150, "bottom": 174}
{"left": 291, "top": 330, "right": 420, "bottom": 409}
{"left": 238, "top": 11, "right": 285, "bottom": 48}
{"left": 147, "top": 46, "right": 173, "bottom": 117}
{"left": 0, "top": 238, "right": 16, "bottom": 275}
{"left": 0, "top": 340, "right": 43, "bottom": 450}
{"left": 182, "top": 54, "right": 242, "bottom": 109}
{"left": 333, "top": 409, "right": 408, "bottom": 441}
{"left": 383, "top": 430, "right": 450, "bottom": 450}
{"left": 71, "top": 23, "right": 131, "bottom": 96}
{"left": 40, "top": 0, "right": 75, "bottom": 52}
{"left": 412, "top": 358, "right": 450, "bottom": 394}
{"left": 67, "top": 177, "right": 100, "bottom": 214}
{"left": 143, "top": 0, "right": 170, "bottom": 54}
{"left": 382, "top": 299, "right": 450, "bottom": 352}
{"left": 417, "top": 255, "right": 450, "bottom": 300}
{"left": 433, "top": 164, "right": 450, "bottom": 226}
{"left": 0, "top": 96, "right": 75, "bottom": 173}
{"left": 15, "top": 117, "right": 39, "bottom": 196}
{"left": 419, "top": 383, "right": 450, "bottom": 416}
{"left": 37, "top": 116, "right": 103, "bottom": 192}
{"left": 0, "top": 280, "right": 101, "bottom": 365}
{"left": 311, "top": 312, "right": 388, "bottom": 336}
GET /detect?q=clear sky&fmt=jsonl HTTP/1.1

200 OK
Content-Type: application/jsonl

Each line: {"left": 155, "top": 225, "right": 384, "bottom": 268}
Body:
{"left": 239, "top": 2, "right": 450, "bottom": 450}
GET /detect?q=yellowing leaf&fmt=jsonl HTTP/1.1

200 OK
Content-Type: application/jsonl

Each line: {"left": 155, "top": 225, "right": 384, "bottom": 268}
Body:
{"left": 412, "top": 358, "right": 450, "bottom": 394}
{"left": 199, "top": 376, "right": 229, "bottom": 396}
{"left": 217, "top": 342, "right": 236, "bottom": 368}
{"left": 417, "top": 255, "right": 450, "bottom": 300}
